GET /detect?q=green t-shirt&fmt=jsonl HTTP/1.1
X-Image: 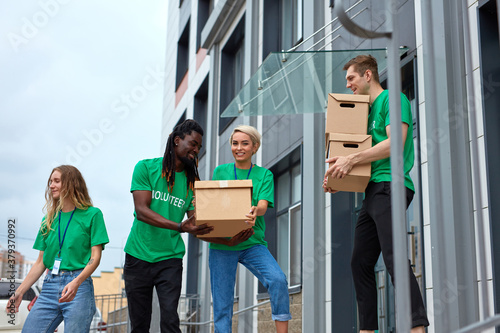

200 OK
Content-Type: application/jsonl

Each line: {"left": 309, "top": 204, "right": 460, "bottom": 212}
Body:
{"left": 209, "top": 163, "right": 274, "bottom": 251}
{"left": 124, "top": 157, "right": 194, "bottom": 263}
{"left": 33, "top": 206, "right": 109, "bottom": 271}
{"left": 368, "top": 90, "right": 415, "bottom": 191}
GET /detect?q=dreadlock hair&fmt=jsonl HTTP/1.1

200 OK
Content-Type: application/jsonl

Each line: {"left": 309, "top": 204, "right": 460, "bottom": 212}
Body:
{"left": 42, "top": 165, "right": 93, "bottom": 235}
{"left": 162, "top": 119, "right": 204, "bottom": 193}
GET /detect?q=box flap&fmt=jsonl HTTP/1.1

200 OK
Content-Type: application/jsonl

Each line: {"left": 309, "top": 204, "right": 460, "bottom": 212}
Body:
{"left": 326, "top": 133, "right": 371, "bottom": 144}
{"left": 329, "top": 93, "right": 370, "bottom": 103}
{"left": 195, "top": 179, "right": 253, "bottom": 189}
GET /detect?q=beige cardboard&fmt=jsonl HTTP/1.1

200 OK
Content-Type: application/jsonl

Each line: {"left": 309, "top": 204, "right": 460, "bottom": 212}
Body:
{"left": 325, "top": 132, "right": 372, "bottom": 193}
{"left": 326, "top": 93, "right": 370, "bottom": 134}
{"left": 194, "top": 180, "right": 253, "bottom": 238}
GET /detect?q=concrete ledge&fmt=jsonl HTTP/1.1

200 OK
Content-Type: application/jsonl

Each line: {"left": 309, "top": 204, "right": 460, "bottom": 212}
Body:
{"left": 201, "top": 0, "right": 245, "bottom": 50}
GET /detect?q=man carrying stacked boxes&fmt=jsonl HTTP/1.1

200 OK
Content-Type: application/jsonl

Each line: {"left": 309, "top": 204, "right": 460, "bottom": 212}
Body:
{"left": 323, "top": 55, "right": 429, "bottom": 333}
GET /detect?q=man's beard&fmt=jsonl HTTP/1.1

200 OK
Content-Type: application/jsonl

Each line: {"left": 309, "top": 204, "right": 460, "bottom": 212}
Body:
{"left": 178, "top": 155, "right": 196, "bottom": 170}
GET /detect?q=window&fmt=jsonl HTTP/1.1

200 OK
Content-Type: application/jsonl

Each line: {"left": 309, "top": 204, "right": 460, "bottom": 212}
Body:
{"left": 263, "top": 0, "right": 303, "bottom": 57}
{"left": 176, "top": 20, "right": 190, "bottom": 90}
{"left": 194, "top": 76, "right": 209, "bottom": 157}
{"left": 196, "top": 0, "right": 213, "bottom": 50}
{"left": 219, "top": 16, "right": 245, "bottom": 134}
{"left": 281, "top": 0, "right": 303, "bottom": 50}
{"left": 276, "top": 165, "right": 302, "bottom": 287}
{"left": 478, "top": 0, "right": 500, "bottom": 311}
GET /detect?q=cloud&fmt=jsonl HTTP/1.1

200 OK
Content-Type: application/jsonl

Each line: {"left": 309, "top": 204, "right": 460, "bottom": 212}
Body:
{"left": 0, "top": 0, "right": 166, "bottom": 274}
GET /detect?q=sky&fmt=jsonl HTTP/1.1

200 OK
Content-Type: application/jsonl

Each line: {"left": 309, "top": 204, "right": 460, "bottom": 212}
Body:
{"left": 0, "top": 0, "right": 168, "bottom": 276}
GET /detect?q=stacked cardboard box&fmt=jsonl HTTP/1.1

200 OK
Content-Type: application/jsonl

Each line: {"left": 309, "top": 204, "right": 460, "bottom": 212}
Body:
{"left": 325, "top": 93, "right": 372, "bottom": 193}
{"left": 194, "top": 180, "right": 253, "bottom": 237}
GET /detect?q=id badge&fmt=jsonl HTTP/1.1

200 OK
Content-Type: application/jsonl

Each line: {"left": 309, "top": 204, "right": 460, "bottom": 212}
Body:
{"left": 52, "top": 257, "right": 62, "bottom": 275}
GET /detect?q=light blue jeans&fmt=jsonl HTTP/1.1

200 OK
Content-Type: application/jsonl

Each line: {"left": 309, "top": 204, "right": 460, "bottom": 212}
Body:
{"left": 22, "top": 269, "right": 96, "bottom": 333}
{"left": 209, "top": 245, "right": 291, "bottom": 332}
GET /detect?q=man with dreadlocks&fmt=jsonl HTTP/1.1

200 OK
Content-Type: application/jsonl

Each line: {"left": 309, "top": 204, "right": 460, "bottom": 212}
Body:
{"left": 123, "top": 119, "right": 213, "bottom": 333}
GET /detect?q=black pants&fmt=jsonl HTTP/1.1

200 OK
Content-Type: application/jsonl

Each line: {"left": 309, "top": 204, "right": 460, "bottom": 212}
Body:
{"left": 124, "top": 254, "right": 183, "bottom": 333}
{"left": 351, "top": 181, "right": 429, "bottom": 330}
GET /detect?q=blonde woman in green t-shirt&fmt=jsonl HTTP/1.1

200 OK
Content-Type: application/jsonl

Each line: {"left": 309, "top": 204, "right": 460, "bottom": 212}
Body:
{"left": 7, "top": 165, "right": 109, "bottom": 333}
{"left": 202, "top": 125, "right": 291, "bottom": 333}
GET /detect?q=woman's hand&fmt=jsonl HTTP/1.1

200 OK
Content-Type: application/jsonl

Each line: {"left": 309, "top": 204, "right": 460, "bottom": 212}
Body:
{"left": 6, "top": 292, "right": 23, "bottom": 313}
{"left": 59, "top": 279, "right": 81, "bottom": 303}
{"left": 245, "top": 206, "right": 258, "bottom": 226}
{"left": 227, "top": 228, "right": 254, "bottom": 246}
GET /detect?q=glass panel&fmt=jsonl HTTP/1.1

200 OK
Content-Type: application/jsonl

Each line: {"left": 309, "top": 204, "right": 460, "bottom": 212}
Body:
{"left": 220, "top": 48, "right": 408, "bottom": 117}
{"left": 291, "top": 164, "right": 301, "bottom": 205}
{"left": 277, "top": 213, "right": 290, "bottom": 281}
{"left": 289, "top": 204, "right": 302, "bottom": 286}
{"left": 277, "top": 172, "right": 291, "bottom": 211}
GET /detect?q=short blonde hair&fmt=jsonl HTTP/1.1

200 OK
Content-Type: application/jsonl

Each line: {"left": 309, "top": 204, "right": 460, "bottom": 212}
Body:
{"left": 229, "top": 125, "right": 261, "bottom": 152}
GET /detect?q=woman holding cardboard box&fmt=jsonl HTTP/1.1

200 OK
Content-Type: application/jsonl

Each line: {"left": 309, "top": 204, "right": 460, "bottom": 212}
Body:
{"left": 201, "top": 125, "right": 291, "bottom": 333}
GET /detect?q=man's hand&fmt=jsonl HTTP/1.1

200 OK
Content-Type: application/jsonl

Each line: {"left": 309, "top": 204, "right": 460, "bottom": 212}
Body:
{"left": 322, "top": 177, "right": 339, "bottom": 194}
{"left": 325, "top": 155, "right": 354, "bottom": 180}
{"left": 180, "top": 215, "right": 214, "bottom": 235}
{"left": 227, "top": 228, "right": 254, "bottom": 246}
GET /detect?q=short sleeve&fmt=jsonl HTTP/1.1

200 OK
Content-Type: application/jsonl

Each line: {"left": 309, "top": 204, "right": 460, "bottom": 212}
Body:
{"left": 400, "top": 93, "right": 413, "bottom": 126}
{"left": 383, "top": 97, "right": 391, "bottom": 127}
{"left": 130, "top": 160, "right": 152, "bottom": 192}
{"left": 384, "top": 92, "right": 412, "bottom": 127}
{"left": 258, "top": 169, "right": 274, "bottom": 208}
{"left": 33, "top": 225, "right": 47, "bottom": 252}
{"left": 212, "top": 167, "right": 220, "bottom": 181}
{"left": 90, "top": 208, "right": 110, "bottom": 249}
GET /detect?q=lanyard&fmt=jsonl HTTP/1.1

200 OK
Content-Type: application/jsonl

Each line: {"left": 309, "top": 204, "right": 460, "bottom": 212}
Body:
{"left": 58, "top": 208, "right": 76, "bottom": 257}
{"left": 234, "top": 163, "right": 253, "bottom": 180}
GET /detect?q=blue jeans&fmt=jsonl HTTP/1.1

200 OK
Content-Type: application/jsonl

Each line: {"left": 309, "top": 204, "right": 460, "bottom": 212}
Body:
{"left": 22, "top": 269, "right": 96, "bottom": 333}
{"left": 209, "top": 245, "right": 291, "bottom": 332}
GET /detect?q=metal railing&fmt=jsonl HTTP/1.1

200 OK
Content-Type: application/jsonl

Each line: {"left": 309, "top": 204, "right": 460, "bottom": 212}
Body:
{"left": 93, "top": 293, "right": 129, "bottom": 333}
{"left": 91, "top": 293, "right": 271, "bottom": 333}
{"left": 178, "top": 294, "right": 271, "bottom": 332}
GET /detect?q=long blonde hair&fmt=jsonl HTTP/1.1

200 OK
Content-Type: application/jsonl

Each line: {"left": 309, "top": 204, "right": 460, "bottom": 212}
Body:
{"left": 42, "top": 165, "right": 93, "bottom": 235}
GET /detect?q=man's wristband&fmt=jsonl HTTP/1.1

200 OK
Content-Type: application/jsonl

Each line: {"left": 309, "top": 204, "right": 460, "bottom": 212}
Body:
{"left": 178, "top": 222, "right": 184, "bottom": 233}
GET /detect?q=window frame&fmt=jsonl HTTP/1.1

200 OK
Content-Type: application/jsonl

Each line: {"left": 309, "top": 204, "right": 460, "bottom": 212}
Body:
{"left": 218, "top": 15, "right": 246, "bottom": 134}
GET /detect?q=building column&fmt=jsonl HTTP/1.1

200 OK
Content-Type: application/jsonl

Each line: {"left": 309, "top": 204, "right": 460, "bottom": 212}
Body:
{"left": 419, "top": 0, "right": 478, "bottom": 330}
{"left": 198, "top": 42, "right": 222, "bottom": 333}
{"left": 301, "top": 2, "right": 327, "bottom": 332}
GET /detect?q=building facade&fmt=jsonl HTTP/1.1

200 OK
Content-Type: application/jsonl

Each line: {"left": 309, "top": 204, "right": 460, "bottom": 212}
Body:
{"left": 163, "top": 0, "right": 499, "bottom": 332}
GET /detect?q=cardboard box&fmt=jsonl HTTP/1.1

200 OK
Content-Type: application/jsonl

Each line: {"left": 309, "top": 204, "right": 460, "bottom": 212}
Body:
{"left": 326, "top": 93, "right": 370, "bottom": 134}
{"left": 325, "top": 133, "right": 372, "bottom": 193}
{"left": 194, "top": 180, "right": 253, "bottom": 238}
